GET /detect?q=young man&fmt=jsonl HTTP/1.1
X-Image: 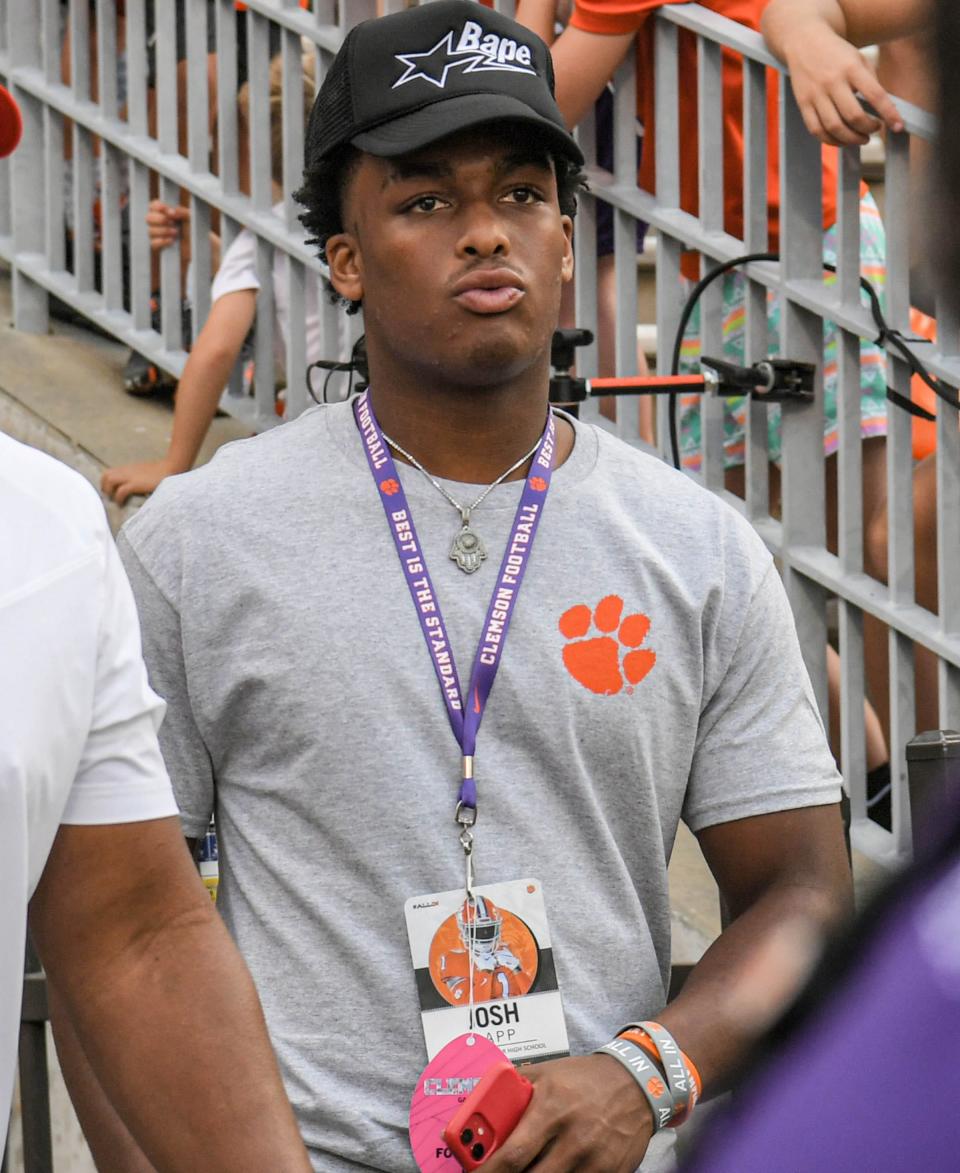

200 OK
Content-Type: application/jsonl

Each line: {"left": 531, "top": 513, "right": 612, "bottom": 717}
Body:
{"left": 117, "top": 4, "right": 851, "bottom": 1169}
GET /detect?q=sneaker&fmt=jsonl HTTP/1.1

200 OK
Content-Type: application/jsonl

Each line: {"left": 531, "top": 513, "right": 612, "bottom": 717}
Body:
{"left": 123, "top": 349, "right": 176, "bottom": 397}
{"left": 122, "top": 292, "right": 191, "bottom": 397}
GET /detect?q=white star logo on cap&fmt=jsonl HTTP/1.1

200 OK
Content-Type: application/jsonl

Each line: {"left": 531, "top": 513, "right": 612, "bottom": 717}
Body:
{"left": 393, "top": 32, "right": 480, "bottom": 89}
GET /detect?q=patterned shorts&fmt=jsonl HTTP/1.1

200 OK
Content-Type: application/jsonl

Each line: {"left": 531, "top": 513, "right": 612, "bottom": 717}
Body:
{"left": 678, "top": 190, "right": 888, "bottom": 470}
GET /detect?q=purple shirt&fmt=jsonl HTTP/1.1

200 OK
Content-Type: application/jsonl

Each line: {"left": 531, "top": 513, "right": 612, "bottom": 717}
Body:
{"left": 684, "top": 848, "right": 960, "bottom": 1170}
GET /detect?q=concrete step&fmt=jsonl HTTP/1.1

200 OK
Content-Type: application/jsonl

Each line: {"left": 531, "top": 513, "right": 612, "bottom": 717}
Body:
{"left": 0, "top": 265, "right": 250, "bottom": 533}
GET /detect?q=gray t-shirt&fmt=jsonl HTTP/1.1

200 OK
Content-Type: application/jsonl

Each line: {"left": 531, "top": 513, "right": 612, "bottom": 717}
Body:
{"left": 118, "top": 401, "right": 840, "bottom": 1172}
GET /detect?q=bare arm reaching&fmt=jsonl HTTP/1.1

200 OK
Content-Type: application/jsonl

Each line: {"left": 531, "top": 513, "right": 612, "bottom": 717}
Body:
{"left": 515, "top": 0, "right": 560, "bottom": 45}
{"left": 549, "top": 24, "right": 635, "bottom": 129}
{"left": 101, "top": 289, "right": 256, "bottom": 504}
{"left": 762, "top": 0, "right": 932, "bottom": 145}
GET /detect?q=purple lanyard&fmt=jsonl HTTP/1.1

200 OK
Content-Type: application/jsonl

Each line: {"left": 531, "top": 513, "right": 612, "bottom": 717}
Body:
{"left": 354, "top": 390, "right": 556, "bottom": 825}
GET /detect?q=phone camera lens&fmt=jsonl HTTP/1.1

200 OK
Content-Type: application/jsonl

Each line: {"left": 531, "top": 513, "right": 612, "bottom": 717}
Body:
{"left": 460, "top": 1129, "right": 473, "bottom": 1144}
{"left": 471, "top": 1143, "right": 485, "bottom": 1160}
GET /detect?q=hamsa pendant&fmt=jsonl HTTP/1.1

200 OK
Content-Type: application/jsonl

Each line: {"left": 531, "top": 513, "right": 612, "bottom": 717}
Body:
{"left": 450, "top": 526, "right": 487, "bottom": 574}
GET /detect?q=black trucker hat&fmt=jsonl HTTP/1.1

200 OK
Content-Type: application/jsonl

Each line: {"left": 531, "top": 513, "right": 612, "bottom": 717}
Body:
{"left": 304, "top": 0, "right": 583, "bottom": 168}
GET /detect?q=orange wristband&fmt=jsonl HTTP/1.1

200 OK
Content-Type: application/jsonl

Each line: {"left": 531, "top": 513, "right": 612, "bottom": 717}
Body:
{"left": 617, "top": 1025, "right": 702, "bottom": 1126}
{"left": 619, "top": 1028, "right": 663, "bottom": 1067}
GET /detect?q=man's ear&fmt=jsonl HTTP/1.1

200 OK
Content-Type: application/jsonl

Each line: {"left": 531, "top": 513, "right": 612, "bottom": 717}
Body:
{"left": 325, "top": 233, "right": 364, "bottom": 303}
{"left": 560, "top": 215, "right": 575, "bottom": 284}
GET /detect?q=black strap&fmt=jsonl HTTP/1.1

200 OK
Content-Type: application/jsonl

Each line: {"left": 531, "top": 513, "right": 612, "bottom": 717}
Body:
{"left": 885, "top": 384, "right": 936, "bottom": 422}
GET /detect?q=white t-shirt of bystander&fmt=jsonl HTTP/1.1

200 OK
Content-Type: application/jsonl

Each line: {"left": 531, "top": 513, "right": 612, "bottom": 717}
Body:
{"left": 0, "top": 435, "right": 178, "bottom": 1146}
{"left": 210, "top": 202, "right": 324, "bottom": 373}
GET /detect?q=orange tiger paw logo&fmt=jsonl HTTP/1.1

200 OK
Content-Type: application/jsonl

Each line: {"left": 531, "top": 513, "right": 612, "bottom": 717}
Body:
{"left": 380, "top": 478, "right": 400, "bottom": 495}
{"left": 559, "top": 595, "right": 656, "bottom": 695}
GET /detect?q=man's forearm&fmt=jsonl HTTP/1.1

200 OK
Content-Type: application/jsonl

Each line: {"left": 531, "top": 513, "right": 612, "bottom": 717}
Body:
{"left": 52, "top": 905, "right": 310, "bottom": 1171}
{"left": 48, "top": 982, "right": 158, "bottom": 1173}
{"left": 656, "top": 876, "right": 852, "bottom": 1095}
{"left": 30, "top": 819, "right": 311, "bottom": 1172}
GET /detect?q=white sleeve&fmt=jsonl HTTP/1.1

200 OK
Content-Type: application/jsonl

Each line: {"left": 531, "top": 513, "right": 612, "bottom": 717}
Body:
{"left": 210, "top": 227, "right": 260, "bottom": 305}
{"left": 61, "top": 533, "right": 179, "bottom": 826}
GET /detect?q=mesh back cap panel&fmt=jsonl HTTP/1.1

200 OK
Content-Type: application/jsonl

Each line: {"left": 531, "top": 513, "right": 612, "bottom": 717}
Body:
{"left": 304, "top": 0, "right": 581, "bottom": 167}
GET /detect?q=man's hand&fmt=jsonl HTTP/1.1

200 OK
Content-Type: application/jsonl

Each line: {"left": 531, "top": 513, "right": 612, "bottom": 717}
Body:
{"left": 480, "top": 1054, "right": 653, "bottom": 1173}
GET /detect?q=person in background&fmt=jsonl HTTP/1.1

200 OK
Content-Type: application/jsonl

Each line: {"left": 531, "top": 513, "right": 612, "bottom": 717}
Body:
{"left": 0, "top": 78, "right": 312, "bottom": 1172}
{"left": 762, "top": 0, "right": 939, "bottom": 790}
{"left": 682, "top": 0, "right": 958, "bottom": 1111}
{"left": 101, "top": 52, "right": 322, "bottom": 505}
{"left": 541, "top": 0, "right": 895, "bottom": 817}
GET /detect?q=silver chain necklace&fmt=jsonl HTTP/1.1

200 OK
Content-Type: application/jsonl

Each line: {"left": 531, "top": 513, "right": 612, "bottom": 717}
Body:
{"left": 379, "top": 427, "right": 544, "bottom": 574}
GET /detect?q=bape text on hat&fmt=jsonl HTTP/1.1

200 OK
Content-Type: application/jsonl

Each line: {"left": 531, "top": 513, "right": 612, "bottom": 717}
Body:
{"left": 305, "top": 0, "right": 582, "bottom": 168}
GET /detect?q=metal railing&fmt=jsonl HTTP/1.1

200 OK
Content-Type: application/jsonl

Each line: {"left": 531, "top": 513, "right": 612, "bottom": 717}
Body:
{"left": 572, "top": 5, "right": 959, "bottom": 867}
{"left": 0, "top": 0, "right": 369, "bottom": 425}
{"left": 1, "top": 1, "right": 957, "bottom": 866}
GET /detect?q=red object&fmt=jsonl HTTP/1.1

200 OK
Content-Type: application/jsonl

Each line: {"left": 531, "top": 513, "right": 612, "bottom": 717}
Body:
{"left": 0, "top": 85, "right": 22, "bottom": 159}
{"left": 589, "top": 374, "right": 707, "bottom": 394}
{"left": 909, "top": 308, "right": 938, "bottom": 461}
{"left": 442, "top": 1060, "right": 533, "bottom": 1170}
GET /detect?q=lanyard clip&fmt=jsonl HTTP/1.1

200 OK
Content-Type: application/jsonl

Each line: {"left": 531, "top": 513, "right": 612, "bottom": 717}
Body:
{"left": 456, "top": 803, "right": 476, "bottom": 864}
{"left": 463, "top": 835, "right": 475, "bottom": 896}
{"left": 457, "top": 815, "right": 476, "bottom": 897}
{"left": 455, "top": 800, "right": 477, "bottom": 830}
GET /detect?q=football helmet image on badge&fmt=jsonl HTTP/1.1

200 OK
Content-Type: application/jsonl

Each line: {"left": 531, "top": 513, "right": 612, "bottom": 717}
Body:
{"left": 428, "top": 896, "right": 540, "bottom": 1006}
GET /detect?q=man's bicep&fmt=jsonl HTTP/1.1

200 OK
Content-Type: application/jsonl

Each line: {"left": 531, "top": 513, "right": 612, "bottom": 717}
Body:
{"left": 116, "top": 530, "right": 214, "bottom": 838}
{"left": 696, "top": 805, "right": 852, "bottom": 923}
{"left": 30, "top": 818, "right": 210, "bottom": 987}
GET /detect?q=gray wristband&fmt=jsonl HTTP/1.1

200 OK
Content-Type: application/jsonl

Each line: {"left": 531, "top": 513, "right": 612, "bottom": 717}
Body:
{"left": 614, "top": 1018, "right": 690, "bottom": 1116}
{"left": 595, "top": 1037, "right": 674, "bottom": 1132}
{"left": 635, "top": 1020, "right": 694, "bottom": 1117}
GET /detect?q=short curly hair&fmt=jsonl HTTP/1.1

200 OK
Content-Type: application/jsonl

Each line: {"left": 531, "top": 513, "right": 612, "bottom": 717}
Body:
{"left": 295, "top": 136, "right": 587, "bottom": 315}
